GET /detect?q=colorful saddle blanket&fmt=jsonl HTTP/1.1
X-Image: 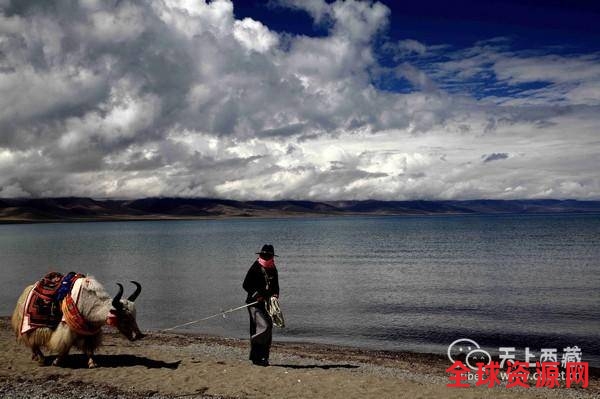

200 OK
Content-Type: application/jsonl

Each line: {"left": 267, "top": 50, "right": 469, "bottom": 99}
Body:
{"left": 22, "top": 271, "right": 84, "bottom": 332}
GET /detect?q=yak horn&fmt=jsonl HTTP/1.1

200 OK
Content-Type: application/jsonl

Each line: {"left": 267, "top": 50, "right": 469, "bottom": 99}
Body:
{"left": 112, "top": 283, "right": 124, "bottom": 311}
{"left": 128, "top": 281, "right": 142, "bottom": 302}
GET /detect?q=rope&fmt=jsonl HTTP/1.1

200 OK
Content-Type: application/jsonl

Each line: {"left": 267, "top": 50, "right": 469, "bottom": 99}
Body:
{"left": 266, "top": 296, "right": 285, "bottom": 328}
{"left": 162, "top": 301, "right": 258, "bottom": 331}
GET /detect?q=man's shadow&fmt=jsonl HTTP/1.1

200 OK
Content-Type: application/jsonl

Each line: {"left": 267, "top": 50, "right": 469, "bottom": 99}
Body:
{"left": 46, "top": 354, "right": 181, "bottom": 369}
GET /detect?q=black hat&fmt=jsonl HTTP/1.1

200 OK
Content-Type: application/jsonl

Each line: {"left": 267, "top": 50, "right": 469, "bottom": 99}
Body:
{"left": 256, "top": 244, "right": 278, "bottom": 257}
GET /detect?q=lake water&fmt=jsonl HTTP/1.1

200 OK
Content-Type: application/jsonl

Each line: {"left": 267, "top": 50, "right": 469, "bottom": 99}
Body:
{"left": 1, "top": 214, "right": 599, "bottom": 366}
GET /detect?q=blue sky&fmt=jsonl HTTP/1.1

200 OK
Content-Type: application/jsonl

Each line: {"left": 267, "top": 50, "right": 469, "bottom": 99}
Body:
{"left": 0, "top": 0, "right": 599, "bottom": 200}
{"left": 236, "top": 0, "right": 600, "bottom": 51}
{"left": 235, "top": 0, "right": 600, "bottom": 97}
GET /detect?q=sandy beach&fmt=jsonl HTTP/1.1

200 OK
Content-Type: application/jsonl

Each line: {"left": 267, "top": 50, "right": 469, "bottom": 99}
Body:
{"left": 0, "top": 317, "right": 597, "bottom": 399}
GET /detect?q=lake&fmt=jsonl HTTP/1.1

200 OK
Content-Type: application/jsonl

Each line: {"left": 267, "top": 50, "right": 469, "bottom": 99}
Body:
{"left": 1, "top": 214, "right": 599, "bottom": 366}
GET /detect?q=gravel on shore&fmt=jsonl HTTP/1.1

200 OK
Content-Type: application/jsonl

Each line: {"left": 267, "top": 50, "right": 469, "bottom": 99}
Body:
{"left": 1, "top": 317, "right": 598, "bottom": 399}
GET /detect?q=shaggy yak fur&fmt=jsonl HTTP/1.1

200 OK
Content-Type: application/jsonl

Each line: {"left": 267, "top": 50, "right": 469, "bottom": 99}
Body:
{"left": 12, "top": 277, "right": 143, "bottom": 368}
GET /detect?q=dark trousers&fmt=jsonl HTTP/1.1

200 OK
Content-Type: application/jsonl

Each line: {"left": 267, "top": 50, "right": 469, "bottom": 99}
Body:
{"left": 248, "top": 304, "right": 273, "bottom": 362}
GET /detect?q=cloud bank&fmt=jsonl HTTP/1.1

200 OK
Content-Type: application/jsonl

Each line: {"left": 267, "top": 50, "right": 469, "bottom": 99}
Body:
{"left": 0, "top": 0, "right": 599, "bottom": 200}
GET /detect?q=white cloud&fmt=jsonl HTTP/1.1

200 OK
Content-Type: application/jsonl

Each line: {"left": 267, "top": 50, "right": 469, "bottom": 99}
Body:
{"left": 430, "top": 44, "right": 600, "bottom": 106}
{"left": 153, "top": 0, "right": 234, "bottom": 38}
{"left": 494, "top": 54, "right": 600, "bottom": 85}
{"left": 84, "top": 4, "right": 146, "bottom": 44}
{"left": 233, "top": 18, "right": 278, "bottom": 53}
{"left": 396, "top": 39, "right": 427, "bottom": 55}
{"left": 0, "top": 182, "right": 28, "bottom": 197}
{"left": 396, "top": 63, "right": 438, "bottom": 92}
{"left": 0, "top": 65, "right": 107, "bottom": 127}
{"left": 0, "top": 0, "right": 599, "bottom": 200}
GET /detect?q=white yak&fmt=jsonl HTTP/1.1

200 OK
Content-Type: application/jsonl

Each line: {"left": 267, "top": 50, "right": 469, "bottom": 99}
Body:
{"left": 12, "top": 276, "right": 144, "bottom": 368}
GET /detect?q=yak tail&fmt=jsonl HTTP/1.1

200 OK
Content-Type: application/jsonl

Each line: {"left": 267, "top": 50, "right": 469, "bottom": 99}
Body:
{"left": 20, "top": 327, "right": 54, "bottom": 349}
{"left": 11, "top": 284, "right": 77, "bottom": 354}
{"left": 11, "top": 285, "right": 31, "bottom": 342}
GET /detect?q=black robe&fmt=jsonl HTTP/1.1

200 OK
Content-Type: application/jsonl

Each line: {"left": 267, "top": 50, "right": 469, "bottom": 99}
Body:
{"left": 242, "top": 260, "right": 280, "bottom": 364}
{"left": 243, "top": 261, "right": 279, "bottom": 304}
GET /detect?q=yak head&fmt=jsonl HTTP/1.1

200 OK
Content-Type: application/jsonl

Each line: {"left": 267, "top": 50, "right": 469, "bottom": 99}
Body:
{"left": 108, "top": 281, "right": 145, "bottom": 341}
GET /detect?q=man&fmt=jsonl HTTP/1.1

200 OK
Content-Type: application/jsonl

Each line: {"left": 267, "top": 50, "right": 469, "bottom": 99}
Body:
{"left": 243, "top": 244, "right": 279, "bottom": 366}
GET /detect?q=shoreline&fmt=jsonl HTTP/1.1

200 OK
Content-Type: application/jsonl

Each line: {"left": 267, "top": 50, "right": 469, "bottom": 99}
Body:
{"left": 0, "top": 211, "right": 477, "bottom": 225}
{"left": 2, "top": 198, "right": 600, "bottom": 225}
{"left": 2, "top": 317, "right": 598, "bottom": 398}
{"left": 2, "top": 210, "right": 600, "bottom": 226}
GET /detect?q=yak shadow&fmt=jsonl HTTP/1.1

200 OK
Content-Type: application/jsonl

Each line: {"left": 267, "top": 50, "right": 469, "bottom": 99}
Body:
{"left": 46, "top": 354, "right": 181, "bottom": 370}
{"left": 272, "top": 363, "right": 359, "bottom": 370}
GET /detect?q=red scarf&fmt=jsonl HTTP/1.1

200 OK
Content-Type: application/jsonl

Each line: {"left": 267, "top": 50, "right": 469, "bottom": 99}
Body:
{"left": 258, "top": 257, "right": 275, "bottom": 268}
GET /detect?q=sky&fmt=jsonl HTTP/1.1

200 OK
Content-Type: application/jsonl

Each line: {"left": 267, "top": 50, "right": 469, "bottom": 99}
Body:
{"left": 1, "top": 0, "right": 599, "bottom": 200}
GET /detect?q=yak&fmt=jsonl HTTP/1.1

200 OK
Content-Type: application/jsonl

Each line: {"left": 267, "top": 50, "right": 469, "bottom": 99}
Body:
{"left": 11, "top": 275, "right": 144, "bottom": 368}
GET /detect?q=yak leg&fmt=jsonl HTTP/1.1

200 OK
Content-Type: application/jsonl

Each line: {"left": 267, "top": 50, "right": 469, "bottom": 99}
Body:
{"left": 52, "top": 356, "right": 64, "bottom": 366}
{"left": 81, "top": 335, "right": 100, "bottom": 368}
{"left": 86, "top": 349, "right": 97, "bottom": 369}
{"left": 31, "top": 346, "right": 45, "bottom": 366}
{"left": 134, "top": 325, "right": 146, "bottom": 340}
{"left": 87, "top": 356, "right": 97, "bottom": 369}
{"left": 52, "top": 348, "right": 70, "bottom": 367}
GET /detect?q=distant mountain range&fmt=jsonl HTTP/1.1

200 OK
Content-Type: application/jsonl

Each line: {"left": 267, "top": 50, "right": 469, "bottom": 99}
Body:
{"left": 1, "top": 197, "right": 600, "bottom": 223}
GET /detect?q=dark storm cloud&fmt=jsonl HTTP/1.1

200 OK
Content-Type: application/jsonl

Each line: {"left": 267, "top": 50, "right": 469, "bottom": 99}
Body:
{"left": 482, "top": 153, "right": 509, "bottom": 163}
